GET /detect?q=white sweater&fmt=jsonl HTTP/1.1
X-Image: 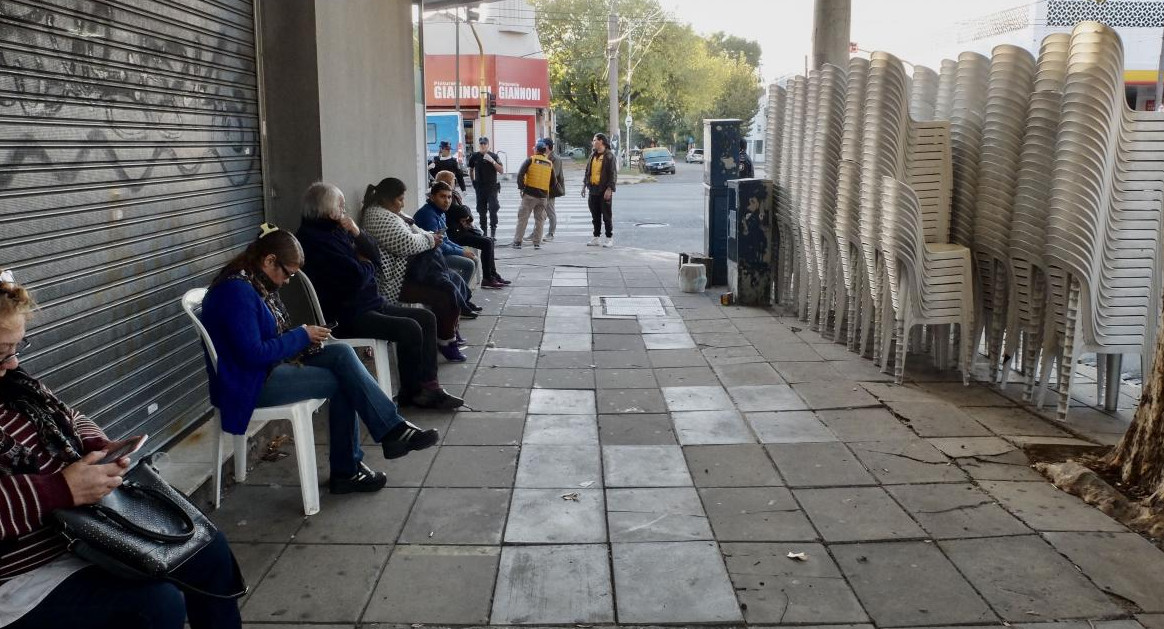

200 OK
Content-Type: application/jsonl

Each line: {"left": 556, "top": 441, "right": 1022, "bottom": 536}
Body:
{"left": 361, "top": 206, "right": 436, "bottom": 304}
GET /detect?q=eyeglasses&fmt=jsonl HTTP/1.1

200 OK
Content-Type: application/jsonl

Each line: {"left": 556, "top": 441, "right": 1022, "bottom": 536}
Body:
{"left": 0, "top": 339, "right": 30, "bottom": 364}
{"left": 278, "top": 263, "right": 297, "bottom": 279}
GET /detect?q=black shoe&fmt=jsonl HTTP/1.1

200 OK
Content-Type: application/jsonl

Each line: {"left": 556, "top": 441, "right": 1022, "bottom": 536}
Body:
{"left": 460, "top": 310, "right": 478, "bottom": 320}
{"left": 382, "top": 421, "right": 441, "bottom": 459}
{"left": 467, "top": 301, "right": 484, "bottom": 312}
{"left": 329, "top": 462, "right": 387, "bottom": 494}
{"left": 410, "top": 387, "right": 464, "bottom": 410}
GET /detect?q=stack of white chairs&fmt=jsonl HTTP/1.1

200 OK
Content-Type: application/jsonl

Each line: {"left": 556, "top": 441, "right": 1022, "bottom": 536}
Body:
{"left": 766, "top": 84, "right": 792, "bottom": 305}
{"left": 836, "top": 57, "right": 870, "bottom": 350}
{"left": 972, "top": 45, "right": 1036, "bottom": 385}
{"left": 784, "top": 76, "right": 809, "bottom": 310}
{"left": 806, "top": 64, "right": 847, "bottom": 336}
{"left": 796, "top": 72, "right": 821, "bottom": 322}
{"left": 1045, "top": 22, "right": 1164, "bottom": 420}
{"left": 909, "top": 65, "right": 940, "bottom": 122}
{"left": 947, "top": 52, "right": 990, "bottom": 250}
{"left": 776, "top": 81, "right": 798, "bottom": 308}
{"left": 934, "top": 59, "right": 958, "bottom": 121}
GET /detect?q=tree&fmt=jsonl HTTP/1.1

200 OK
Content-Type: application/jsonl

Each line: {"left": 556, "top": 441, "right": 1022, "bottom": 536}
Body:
{"left": 708, "top": 31, "right": 762, "bottom": 68}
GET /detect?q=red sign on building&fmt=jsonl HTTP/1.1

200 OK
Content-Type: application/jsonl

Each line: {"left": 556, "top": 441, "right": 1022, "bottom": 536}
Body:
{"left": 425, "top": 55, "right": 549, "bottom": 108}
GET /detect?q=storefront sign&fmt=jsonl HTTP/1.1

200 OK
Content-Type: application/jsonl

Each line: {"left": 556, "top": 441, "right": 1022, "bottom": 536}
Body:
{"left": 425, "top": 55, "right": 549, "bottom": 108}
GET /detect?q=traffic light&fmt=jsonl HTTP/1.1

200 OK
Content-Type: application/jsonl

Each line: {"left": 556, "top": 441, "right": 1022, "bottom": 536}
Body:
{"left": 487, "top": 91, "right": 497, "bottom": 116}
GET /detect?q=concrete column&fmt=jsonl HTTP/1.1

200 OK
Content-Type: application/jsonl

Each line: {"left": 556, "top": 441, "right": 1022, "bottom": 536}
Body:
{"left": 812, "top": 0, "right": 851, "bottom": 70}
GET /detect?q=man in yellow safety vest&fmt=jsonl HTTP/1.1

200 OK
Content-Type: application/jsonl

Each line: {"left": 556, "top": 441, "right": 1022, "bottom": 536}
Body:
{"left": 511, "top": 141, "right": 552, "bottom": 249}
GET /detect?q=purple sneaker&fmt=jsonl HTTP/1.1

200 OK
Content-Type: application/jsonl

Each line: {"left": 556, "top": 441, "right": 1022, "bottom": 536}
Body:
{"left": 439, "top": 343, "right": 467, "bottom": 362}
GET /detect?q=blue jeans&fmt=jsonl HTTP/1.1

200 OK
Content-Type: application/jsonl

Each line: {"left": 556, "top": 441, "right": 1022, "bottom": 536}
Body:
{"left": 255, "top": 344, "right": 403, "bottom": 477}
{"left": 10, "top": 531, "right": 240, "bottom": 629}
{"left": 446, "top": 253, "right": 475, "bottom": 285}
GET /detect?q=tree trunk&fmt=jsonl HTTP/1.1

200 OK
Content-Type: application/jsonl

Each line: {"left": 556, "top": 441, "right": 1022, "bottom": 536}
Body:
{"left": 1101, "top": 296, "right": 1164, "bottom": 508}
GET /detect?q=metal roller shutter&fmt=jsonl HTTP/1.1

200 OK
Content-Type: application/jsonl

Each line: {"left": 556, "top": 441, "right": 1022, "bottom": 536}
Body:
{"left": 0, "top": 0, "right": 263, "bottom": 443}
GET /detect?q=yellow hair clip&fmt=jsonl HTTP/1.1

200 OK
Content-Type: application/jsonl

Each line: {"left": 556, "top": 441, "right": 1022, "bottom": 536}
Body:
{"left": 258, "top": 222, "right": 280, "bottom": 238}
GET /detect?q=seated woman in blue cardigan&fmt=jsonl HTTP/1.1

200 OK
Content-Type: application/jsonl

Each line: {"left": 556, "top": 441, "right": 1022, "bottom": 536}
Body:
{"left": 198, "top": 225, "right": 437, "bottom": 494}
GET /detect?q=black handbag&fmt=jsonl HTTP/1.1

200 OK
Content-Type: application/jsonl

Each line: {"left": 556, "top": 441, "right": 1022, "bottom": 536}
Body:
{"left": 54, "top": 455, "right": 246, "bottom": 599}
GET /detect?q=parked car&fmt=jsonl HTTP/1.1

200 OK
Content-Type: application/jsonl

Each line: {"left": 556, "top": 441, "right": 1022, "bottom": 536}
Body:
{"left": 629, "top": 148, "right": 642, "bottom": 167}
{"left": 639, "top": 148, "right": 676, "bottom": 175}
{"left": 562, "top": 146, "right": 586, "bottom": 159}
{"left": 685, "top": 148, "right": 704, "bottom": 163}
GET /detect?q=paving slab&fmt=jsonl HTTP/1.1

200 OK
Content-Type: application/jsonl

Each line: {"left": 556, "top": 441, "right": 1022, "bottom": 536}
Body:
{"left": 461, "top": 385, "right": 531, "bottom": 412}
{"left": 362, "top": 545, "right": 499, "bottom": 625}
{"left": 612, "top": 541, "right": 744, "bottom": 623}
{"left": 962, "top": 406, "right": 1074, "bottom": 437}
{"left": 398, "top": 488, "right": 510, "bottom": 544}
{"left": 662, "top": 385, "right": 735, "bottom": 411}
{"left": 653, "top": 365, "right": 720, "bottom": 387}
{"left": 480, "top": 348, "right": 538, "bottom": 368}
{"left": 1012, "top": 622, "right": 1146, "bottom": 629}
{"left": 817, "top": 407, "right": 916, "bottom": 442}
{"left": 700, "top": 486, "right": 817, "bottom": 541}
{"left": 522, "top": 413, "right": 599, "bottom": 444}
{"left": 766, "top": 442, "right": 878, "bottom": 487}
{"left": 594, "top": 348, "right": 652, "bottom": 368}
{"left": 849, "top": 439, "right": 968, "bottom": 484}
{"left": 491, "top": 544, "right": 615, "bottom": 625}
{"left": 703, "top": 345, "right": 768, "bottom": 365}
{"left": 528, "top": 388, "right": 596, "bottom": 414}
{"left": 536, "top": 350, "right": 594, "bottom": 368}
{"left": 593, "top": 318, "right": 641, "bottom": 333}
{"left": 755, "top": 341, "right": 826, "bottom": 362}
{"left": 468, "top": 366, "right": 535, "bottom": 388}
{"left": 941, "top": 535, "right": 1123, "bottom": 620}
{"left": 830, "top": 358, "right": 898, "bottom": 382}
{"left": 648, "top": 348, "right": 709, "bottom": 368}
{"left": 977, "top": 481, "right": 1127, "bottom": 532}
{"left": 594, "top": 367, "right": 657, "bottom": 388}
{"left": 381, "top": 446, "right": 438, "bottom": 487}
{"left": 231, "top": 542, "right": 283, "bottom": 607}
{"left": 721, "top": 542, "right": 869, "bottom": 624}
{"left": 926, "top": 436, "right": 1018, "bottom": 458}
{"left": 593, "top": 333, "right": 647, "bottom": 351}
{"left": 747, "top": 410, "right": 838, "bottom": 443}
{"left": 212, "top": 485, "right": 306, "bottom": 543}
{"left": 424, "top": 445, "right": 518, "bottom": 487}
{"left": 533, "top": 367, "right": 596, "bottom": 389}
{"left": 597, "top": 387, "right": 669, "bottom": 414}
{"left": 1043, "top": 531, "right": 1164, "bottom": 612}
{"left": 505, "top": 487, "right": 607, "bottom": 543}
{"left": 492, "top": 329, "right": 545, "bottom": 350}
{"left": 607, "top": 487, "right": 713, "bottom": 542}
{"left": 796, "top": 486, "right": 927, "bottom": 541}
{"left": 543, "top": 316, "right": 592, "bottom": 333}
{"left": 792, "top": 381, "right": 882, "bottom": 409}
{"left": 443, "top": 411, "right": 525, "bottom": 446}
{"left": 861, "top": 381, "right": 943, "bottom": 403}
{"left": 833, "top": 541, "right": 997, "bottom": 626}
{"left": 887, "top": 483, "right": 1031, "bottom": 539}
{"left": 684, "top": 443, "right": 784, "bottom": 487}
{"left": 242, "top": 544, "right": 389, "bottom": 624}
{"left": 540, "top": 332, "right": 592, "bottom": 351}
{"left": 692, "top": 331, "right": 753, "bottom": 347}
{"left": 603, "top": 444, "right": 693, "bottom": 487}
{"left": 1139, "top": 615, "right": 1164, "bottom": 629}
{"left": 671, "top": 409, "right": 755, "bottom": 444}
{"left": 713, "top": 361, "right": 785, "bottom": 386}
{"left": 885, "top": 400, "right": 993, "bottom": 437}
{"left": 597, "top": 413, "right": 677, "bottom": 445}
{"left": 494, "top": 315, "right": 545, "bottom": 332}
{"left": 915, "top": 382, "right": 1014, "bottom": 406}
{"left": 640, "top": 317, "right": 690, "bottom": 334}
{"left": 514, "top": 444, "right": 601, "bottom": 488}
{"left": 729, "top": 384, "right": 810, "bottom": 412}
{"left": 294, "top": 488, "right": 417, "bottom": 544}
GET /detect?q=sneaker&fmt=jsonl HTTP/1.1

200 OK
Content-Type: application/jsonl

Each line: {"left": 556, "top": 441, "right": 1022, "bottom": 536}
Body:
{"left": 409, "top": 387, "right": 464, "bottom": 410}
{"left": 602, "top": 236, "right": 614, "bottom": 248}
{"left": 544, "top": 234, "right": 554, "bottom": 242}
{"left": 511, "top": 241, "right": 522, "bottom": 249}
{"left": 481, "top": 278, "right": 505, "bottom": 289}
{"left": 329, "top": 462, "right": 387, "bottom": 494}
{"left": 587, "top": 236, "right": 600, "bottom": 246}
{"left": 467, "top": 301, "right": 484, "bottom": 312}
{"left": 533, "top": 243, "right": 541, "bottom": 250}
{"left": 439, "top": 343, "right": 467, "bottom": 361}
{"left": 382, "top": 421, "right": 440, "bottom": 459}
{"left": 494, "top": 276, "right": 512, "bottom": 285}
{"left": 459, "top": 310, "right": 478, "bottom": 320}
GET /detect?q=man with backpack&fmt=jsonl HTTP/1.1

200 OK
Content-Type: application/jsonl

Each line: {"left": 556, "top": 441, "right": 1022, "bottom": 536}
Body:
{"left": 511, "top": 141, "right": 552, "bottom": 249}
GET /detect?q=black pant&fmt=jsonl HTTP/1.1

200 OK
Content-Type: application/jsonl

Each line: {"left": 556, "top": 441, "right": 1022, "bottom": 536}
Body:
{"left": 10, "top": 531, "right": 241, "bottom": 629}
{"left": 474, "top": 183, "right": 500, "bottom": 232}
{"left": 343, "top": 304, "right": 438, "bottom": 394}
{"left": 451, "top": 232, "right": 498, "bottom": 279}
{"left": 588, "top": 193, "right": 613, "bottom": 237}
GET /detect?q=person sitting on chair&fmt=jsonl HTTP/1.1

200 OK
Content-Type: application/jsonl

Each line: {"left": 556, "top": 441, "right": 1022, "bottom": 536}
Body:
{"left": 434, "top": 170, "right": 509, "bottom": 289}
{"left": 0, "top": 268, "right": 244, "bottom": 629}
{"left": 412, "top": 181, "right": 477, "bottom": 287}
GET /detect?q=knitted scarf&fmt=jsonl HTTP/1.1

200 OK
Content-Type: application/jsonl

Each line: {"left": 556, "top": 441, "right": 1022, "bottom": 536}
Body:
{"left": 227, "top": 269, "right": 320, "bottom": 361}
{"left": 0, "top": 368, "right": 82, "bottom": 475}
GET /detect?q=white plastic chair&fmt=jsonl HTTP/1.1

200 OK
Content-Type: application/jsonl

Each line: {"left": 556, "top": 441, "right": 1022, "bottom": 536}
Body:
{"left": 181, "top": 288, "right": 326, "bottom": 516}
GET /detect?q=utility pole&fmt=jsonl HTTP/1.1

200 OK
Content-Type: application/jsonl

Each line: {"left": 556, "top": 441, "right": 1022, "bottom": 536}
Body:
{"left": 811, "top": 0, "right": 851, "bottom": 70}
{"left": 625, "top": 36, "right": 633, "bottom": 168}
{"left": 1155, "top": 26, "right": 1164, "bottom": 110}
{"left": 454, "top": 10, "right": 461, "bottom": 139}
{"left": 607, "top": 0, "right": 620, "bottom": 151}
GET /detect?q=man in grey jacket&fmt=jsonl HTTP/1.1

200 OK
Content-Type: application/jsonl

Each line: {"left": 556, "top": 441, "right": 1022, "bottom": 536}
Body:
{"left": 526, "top": 137, "right": 566, "bottom": 242}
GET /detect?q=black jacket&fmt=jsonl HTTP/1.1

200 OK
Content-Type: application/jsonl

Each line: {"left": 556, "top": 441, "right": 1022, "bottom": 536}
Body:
{"left": 428, "top": 155, "right": 465, "bottom": 190}
{"left": 583, "top": 151, "right": 617, "bottom": 196}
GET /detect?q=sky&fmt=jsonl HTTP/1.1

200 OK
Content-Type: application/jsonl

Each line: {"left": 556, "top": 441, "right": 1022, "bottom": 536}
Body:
{"left": 656, "top": 0, "right": 1027, "bottom": 84}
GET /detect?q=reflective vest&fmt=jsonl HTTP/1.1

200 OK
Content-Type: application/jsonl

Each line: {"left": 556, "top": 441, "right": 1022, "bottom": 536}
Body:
{"left": 523, "top": 154, "right": 552, "bottom": 192}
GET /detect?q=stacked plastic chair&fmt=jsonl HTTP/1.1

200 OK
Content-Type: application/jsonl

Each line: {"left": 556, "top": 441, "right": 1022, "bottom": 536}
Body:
{"left": 783, "top": 76, "right": 809, "bottom": 311}
{"left": 934, "top": 59, "right": 958, "bottom": 121}
{"left": 836, "top": 57, "right": 870, "bottom": 351}
{"left": 766, "top": 84, "right": 792, "bottom": 306}
{"left": 972, "top": 45, "right": 1036, "bottom": 385}
{"left": 796, "top": 72, "right": 821, "bottom": 321}
{"left": 807, "top": 64, "right": 848, "bottom": 336}
{"left": 1045, "top": 21, "right": 1164, "bottom": 420}
{"left": 909, "top": 65, "right": 940, "bottom": 122}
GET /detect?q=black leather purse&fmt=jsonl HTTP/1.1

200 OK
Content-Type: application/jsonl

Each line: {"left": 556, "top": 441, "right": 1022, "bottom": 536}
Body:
{"left": 54, "top": 456, "right": 246, "bottom": 598}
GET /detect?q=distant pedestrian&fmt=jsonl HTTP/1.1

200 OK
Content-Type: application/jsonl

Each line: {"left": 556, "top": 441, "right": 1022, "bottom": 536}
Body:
{"left": 512, "top": 140, "right": 552, "bottom": 249}
{"left": 428, "top": 140, "right": 465, "bottom": 191}
{"left": 582, "top": 132, "right": 617, "bottom": 248}
{"left": 738, "top": 138, "right": 755, "bottom": 179}
{"left": 468, "top": 137, "right": 503, "bottom": 238}
{"left": 526, "top": 137, "right": 565, "bottom": 242}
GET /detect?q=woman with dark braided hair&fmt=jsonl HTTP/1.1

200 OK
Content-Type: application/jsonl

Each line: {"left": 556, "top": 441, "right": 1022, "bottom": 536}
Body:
{"left": 0, "top": 269, "right": 243, "bottom": 628}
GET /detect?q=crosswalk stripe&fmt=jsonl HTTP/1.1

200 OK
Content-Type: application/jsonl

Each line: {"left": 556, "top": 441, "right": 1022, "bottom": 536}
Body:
{"left": 464, "top": 187, "right": 598, "bottom": 240}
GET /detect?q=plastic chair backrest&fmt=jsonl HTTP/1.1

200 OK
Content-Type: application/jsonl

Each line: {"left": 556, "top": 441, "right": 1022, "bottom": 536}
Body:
{"left": 295, "top": 272, "right": 329, "bottom": 325}
{"left": 181, "top": 288, "right": 218, "bottom": 375}
{"left": 281, "top": 272, "right": 324, "bottom": 328}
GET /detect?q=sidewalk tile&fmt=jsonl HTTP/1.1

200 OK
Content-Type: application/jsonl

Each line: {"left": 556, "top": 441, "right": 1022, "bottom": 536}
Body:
{"left": 598, "top": 413, "right": 677, "bottom": 445}
{"left": 546, "top": 304, "right": 590, "bottom": 317}
{"left": 363, "top": 545, "right": 499, "bottom": 625}
{"left": 648, "top": 348, "right": 708, "bottom": 367}
{"left": 861, "top": 382, "right": 943, "bottom": 402}
{"left": 884, "top": 400, "right": 993, "bottom": 437}
{"left": 748, "top": 411, "right": 837, "bottom": 443}
{"left": 773, "top": 361, "right": 843, "bottom": 384}
{"left": 603, "top": 445, "right": 693, "bottom": 487}
{"left": 494, "top": 316, "right": 545, "bottom": 332}
{"left": 941, "top": 536, "right": 1122, "bottom": 620}
{"left": 522, "top": 413, "right": 599, "bottom": 444}
{"left": 663, "top": 385, "right": 733, "bottom": 411}
{"left": 1140, "top": 615, "right": 1164, "bottom": 629}
{"left": 691, "top": 331, "right": 752, "bottom": 347}
{"left": 977, "top": 481, "right": 1126, "bottom": 532}
{"left": 672, "top": 409, "right": 754, "bottom": 444}
{"left": 528, "top": 389, "right": 596, "bottom": 414}
{"left": 607, "top": 487, "right": 713, "bottom": 542}
{"left": 492, "top": 329, "right": 543, "bottom": 349}
{"left": 767, "top": 442, "right": 877, "bottom": 487}
{"left": 817, "top": 407, "right": 915, "bottom": 441}
{"left": 540, "top": 332, "right": 591, "bottom": 351}
{"left": 703, "top": 345, "right": 767, "bottom": 365}
{"left": 593, "top": 318, "right": 640, "bottom": 333}
{"left": 796, "top": 487, "right": 926, "bottom": 541}
{"left": 491, "top": 545, "right": 614, "bottom": 625}
{"left": 537, "top": 350, "right": 594, "bottom": 368}
{"left": 242, "top": 544, "right": 389, "bottom": 624}
{"left": 722, "top": 542, "right": 868, "bottom": 624}
{"left": 595, "top": 368, "right": 657, "bottom": 388}
{"left": 916, "top": 381, "right": 1014, "bottom": 406}
{"left": 849, "top": 439, "right": 968, "bottom": 484}
{"left": 515, "top": 444, "right": 601, "bottom": 488}
{"left": 887, "top": 483, "right": 1030, "bottom": 539}
{"left": 684, "top": 444, "right": 783, "bottom": 486}
{"left": 639, "top": 317, "right": 688, "bottom": 333}
{"left": 833, "top": 541, "right": 997, "bottom": 626}
{"left": 461, "top": 385, "right": 531, "bottom": 412}
{"left": 469, "top": 366, "right": 535, "bottom": 388}
{"left": 594, "top": 349, "right": 651, "bottom": 368}
{"left": 212, "top": 485, "right": 306, "bottom": 543}
{"left": 793, "top": 381, "right": 881, "bottom": 409}
{"left": 398, "top": 488, "right": 510, "bottom": 544}
{"left": 729, "top": 384, "right": 809, "bottom": 412}
{"left": 1044, "top": 531, "right": 1164, "bottom": 612}
{"left": 612, "top": 541, "right": 743, "bottom": 623}
{"left": 700, "top": 487, "right": 817, "bottom": 541}
{"left": 382, "top": 447, "right": 437, "bottom": 487}
{"left": 593, "top": 333, "right": 646, "bottom": 351}
{"left": 927, "top": 436, "right": 1016, "bottom": 458}
{"left": 294, "top": 488, "right": 418, "bottom": 544}
{"left": 954, "top": 449, "right": 1046, "bottom": 481}
{"left": 713, "top": 361, "right": 785, "bottom": 386}
{"left": 480, "top": 348, "right": 538, "bottom": 368}
{"left": 443, "top": 411, "right": 526, "bottom": 446}
{"left": 830, "top": 359, "right": 897, "bottom": 382}
{"left": 654, "top": 365, "right": 720, "bottom": 386}
{"left": 505, "top": 488, "right": 606, "bottom": 543}
{"left": 754, "top": 341, "right": 825, "bottom": 362}
{"left": 961, "top": 406, "right": 1072, "bottom": 437}
{"left": 597, "top": 388, "right": 668, "bottom": 414}
{"left": 535, "top": 367, "right": 596, "bottom": 389}
{"left": 232, "top": 542, "right": 283, "bottom": 603}
{"left": 424, "top": 445, "right": 518, "bottom": 487}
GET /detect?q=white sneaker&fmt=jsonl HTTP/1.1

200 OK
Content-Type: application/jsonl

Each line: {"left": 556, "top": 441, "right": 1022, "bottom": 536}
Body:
{"left": 544, "top": 234, "right": 554, "bottom": 242}
{"left": 587, "top": 237, "right": 600, "bottom": 246}
{"left": 602, "top": 236, "right": 614, "bottom": 248}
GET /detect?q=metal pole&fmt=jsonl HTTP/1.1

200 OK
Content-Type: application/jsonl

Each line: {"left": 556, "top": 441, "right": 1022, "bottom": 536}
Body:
{"left": 1155, "top": 25, "right": 1164, "bottom": 110}
{"left": 811, "top": 0, "right": 851, "bottom": 70}
{"left": 607, "top": 0, "right": 620, "bottom": 145}
{"left": 1104, "top": 354, "right": 1122, "bottom": 411}
{"left": 455, "top": 10, "right": 461, "bottom": 133}
{"left": 625, "top": 37, "right": 632, "bottom": 168}
{"left": 468, "top": 20, "right": 487, "bottom": 138}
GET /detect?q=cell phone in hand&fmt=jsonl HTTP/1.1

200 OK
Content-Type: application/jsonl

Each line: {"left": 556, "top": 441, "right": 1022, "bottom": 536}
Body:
{"left": 99, "top": 434, "right": 148, "bottom": 465}
{"left": 324, "top": 320, "right": 339, "bottom": 330}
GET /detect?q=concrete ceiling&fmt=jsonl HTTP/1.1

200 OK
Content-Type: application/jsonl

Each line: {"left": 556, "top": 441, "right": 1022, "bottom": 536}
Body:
{"left": 421, "top": 0, "right": 501, "bottom": 11}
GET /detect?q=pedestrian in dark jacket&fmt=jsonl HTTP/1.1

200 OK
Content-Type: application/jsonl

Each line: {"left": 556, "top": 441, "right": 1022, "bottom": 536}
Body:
{"left": 467, "top": 136, "right": 503, "bottom": 237}
{"left": 427, "top": 140, "right": 465, "bottom": 191}
{"left": 738, "top": 138, "right": 755, "bottom": 179}
{"left": 437, "top": 170, "right": 509, "bottom": 288}
{"left": 582, "top": 132, "right": 617, "bottom": 247}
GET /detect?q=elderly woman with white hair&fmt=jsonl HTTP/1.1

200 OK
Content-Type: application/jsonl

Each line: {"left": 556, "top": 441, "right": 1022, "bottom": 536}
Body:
{"left": 295, "top": 181, "right": 464, "bottom": 408}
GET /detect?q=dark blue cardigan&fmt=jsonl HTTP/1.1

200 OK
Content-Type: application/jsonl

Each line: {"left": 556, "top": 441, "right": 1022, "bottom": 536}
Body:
{"left": 200, "top": 278, "right": 309, "bottom": 434}
{"left": 296, "top": 218, "right": 387, "bottom": 328}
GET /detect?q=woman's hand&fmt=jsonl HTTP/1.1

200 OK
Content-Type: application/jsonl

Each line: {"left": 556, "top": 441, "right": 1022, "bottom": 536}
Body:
{"left": 462, "top": 249, "right": 477, "bottom": 260}
{"left": 302, "top": 325, "right": 331, "bottom": 344}
{"left": 433, "top": 233, "right": 444, "bottom": 248}
{"left": 62, "top": 451, "right": 129, "bottom": 505}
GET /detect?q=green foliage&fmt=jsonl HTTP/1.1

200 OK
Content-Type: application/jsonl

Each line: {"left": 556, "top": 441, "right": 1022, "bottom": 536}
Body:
{"left": 707, "top": 31, "right": 762, "bottom": 68}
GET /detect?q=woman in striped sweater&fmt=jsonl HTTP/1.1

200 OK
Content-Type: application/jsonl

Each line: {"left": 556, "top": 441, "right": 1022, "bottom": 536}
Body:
{"left": 0, "top": 270, "right": 242, "bottom": 628}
